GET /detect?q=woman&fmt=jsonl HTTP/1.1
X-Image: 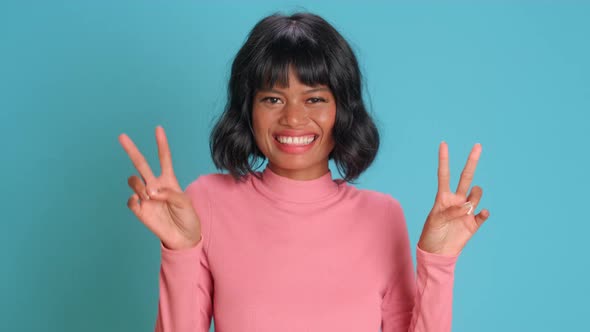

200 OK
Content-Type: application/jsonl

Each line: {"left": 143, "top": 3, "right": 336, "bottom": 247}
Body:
{"left": 119, "top": 12, "right": 489, "bottom": 332}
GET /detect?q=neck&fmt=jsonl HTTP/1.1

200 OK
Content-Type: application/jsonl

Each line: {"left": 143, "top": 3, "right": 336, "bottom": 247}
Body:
{"left": 268, "top": 163, "right": 330, "bottom": 181}
{"left": 255, "top": 165, "right": 341, "bottom": 203}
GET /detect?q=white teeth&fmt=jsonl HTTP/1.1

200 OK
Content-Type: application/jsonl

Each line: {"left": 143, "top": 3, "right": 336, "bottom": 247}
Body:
{"left": 275, "top": 135, "right": 316, "bottom": 145}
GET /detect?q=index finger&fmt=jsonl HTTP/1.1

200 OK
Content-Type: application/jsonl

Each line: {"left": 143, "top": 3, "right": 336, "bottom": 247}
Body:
{"left": 156, "top": 125, "right": 175, "bottom": 177}
{"left": 438, "top": 141, "right": 451, "bottom": 193}
{"left": 456, "top": 143, "right": 482, "bottom": 196}
{"left": 118, "top": 133, "right": 157, "bottom": 183}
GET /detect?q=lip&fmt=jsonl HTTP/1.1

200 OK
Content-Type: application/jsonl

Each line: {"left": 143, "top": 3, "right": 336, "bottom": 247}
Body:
{"left": 272, "top": 133, "right": 318, "bottom": 154}
{"left": 273, "top": 129, "right": 318, "bottom": 137}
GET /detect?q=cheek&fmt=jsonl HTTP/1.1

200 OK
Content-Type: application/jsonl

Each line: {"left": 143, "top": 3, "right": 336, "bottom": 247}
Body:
{"left": 251, "top": 108, "right": 272, "bottom": 146}
{"left": 317, "top": 108, "right": 336, "bottom": 134}
{"left": 251, "top": 108, "right": 265, "bottom": 134}
{"left": 323, "top": 109, "right": 337, "bottom": 149}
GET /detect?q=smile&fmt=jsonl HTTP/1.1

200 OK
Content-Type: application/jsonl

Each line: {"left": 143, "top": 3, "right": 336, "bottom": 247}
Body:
{"left": 274, "top": 135, "right": 317, "bottom": 145}
{"left": 272, "top": 135, "right": 318, "bottom": 154}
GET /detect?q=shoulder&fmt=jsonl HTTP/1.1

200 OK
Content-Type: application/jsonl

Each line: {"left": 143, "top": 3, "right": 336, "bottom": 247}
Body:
{"left": 345, "top": 184, "right": 407, "bottom": 229}
{"left": 184, "top": 171, "right": 253, "bottom": 197}
{"left": 182, "top": 172, "right": 249, "bottom": 249}
{"left": 346, "top": 184, "right": 402, "bottom": 212}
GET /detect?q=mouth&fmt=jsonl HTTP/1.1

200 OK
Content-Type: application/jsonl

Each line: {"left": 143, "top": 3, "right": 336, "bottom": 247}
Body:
{"left": 273, "top": 134, "right": 318, "bottom": 146}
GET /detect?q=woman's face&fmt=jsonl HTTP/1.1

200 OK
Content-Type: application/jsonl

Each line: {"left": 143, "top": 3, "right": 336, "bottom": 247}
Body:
{"left": 252, "top": 67, "right": 336, "bottom": 180}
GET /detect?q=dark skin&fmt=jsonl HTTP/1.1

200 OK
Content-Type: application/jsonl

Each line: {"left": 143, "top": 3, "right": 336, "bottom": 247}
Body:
{"left": 119, "top": 126, "right": 202, "bottom": 250}
{"left": 251, "top": 67, "right": 336, "bottom": 180}
{"left": 119, "top": 125, "right": 490, "bottom": 255}
{"left": 417, "top": 142, "right": 490, "bottom": 256}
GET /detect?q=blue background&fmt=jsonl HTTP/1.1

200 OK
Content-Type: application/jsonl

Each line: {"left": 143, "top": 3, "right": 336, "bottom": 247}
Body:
{"left": 2, "top": 1, "right": 588, "bottom": 331}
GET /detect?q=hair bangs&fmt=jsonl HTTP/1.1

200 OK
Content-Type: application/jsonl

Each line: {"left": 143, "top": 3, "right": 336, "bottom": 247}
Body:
{"left": 252, "top": 39, "right": 331, "bottom": 91}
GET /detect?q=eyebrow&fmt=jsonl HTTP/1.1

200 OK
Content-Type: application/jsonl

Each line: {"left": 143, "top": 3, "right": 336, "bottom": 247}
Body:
{"left": 258, "top": 87, "right": 331, "bottom": 95}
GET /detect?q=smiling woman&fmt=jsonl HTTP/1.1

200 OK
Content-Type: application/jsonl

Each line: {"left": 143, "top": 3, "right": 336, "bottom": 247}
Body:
{"left": 119, "top": 10, "right": 489, "bottom": 332}
{"left": 251, "top": 66, "right": 337, "bottom": 180}
{"left": 210, "top": 12, "right": 380, "bottom": 183}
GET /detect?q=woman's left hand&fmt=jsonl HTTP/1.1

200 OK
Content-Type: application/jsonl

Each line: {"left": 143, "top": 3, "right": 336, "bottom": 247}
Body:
{"left": 417, "top": 142, "right": 490, "bottom": 257}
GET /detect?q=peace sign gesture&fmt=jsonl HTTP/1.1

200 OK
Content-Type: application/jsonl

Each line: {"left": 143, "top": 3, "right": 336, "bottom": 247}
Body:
{"left": 417, "top": 142, "right": 490, "bottom": 257}
{"left": 119, "top": 126, "right": 202, "bottom": 251}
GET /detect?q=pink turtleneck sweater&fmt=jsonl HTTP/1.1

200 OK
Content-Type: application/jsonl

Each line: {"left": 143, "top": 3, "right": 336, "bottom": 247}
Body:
{"left": 154, "top": 167, "right": 459, "bottom": 332}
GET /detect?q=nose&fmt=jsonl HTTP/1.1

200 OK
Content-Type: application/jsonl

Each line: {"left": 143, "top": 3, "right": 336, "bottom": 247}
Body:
{"left": 280, "top": 101, "right": 308, "bottom": 127}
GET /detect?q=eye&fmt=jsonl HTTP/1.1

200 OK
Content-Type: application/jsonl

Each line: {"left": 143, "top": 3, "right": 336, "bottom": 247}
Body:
{"left": 307, "top": 97, "right": 327, "bottom": 104}
{"left": 261, "top": 97, "right": 283, "bottom": 104}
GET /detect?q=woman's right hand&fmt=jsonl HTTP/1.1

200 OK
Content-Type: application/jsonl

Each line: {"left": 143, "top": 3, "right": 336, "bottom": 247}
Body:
{"left": 119, "top": 125, "right": 202, "bottom": 251}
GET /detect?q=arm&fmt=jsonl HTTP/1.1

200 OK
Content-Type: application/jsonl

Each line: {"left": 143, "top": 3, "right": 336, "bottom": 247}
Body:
{"left": 154, "top": 178, "right": 214, "bottom": 332}
{"left": 383, "top": 142, "right": 490, "bottom": 331}
{"left": 381, "top": 199, "right": 459, "bottom": 332}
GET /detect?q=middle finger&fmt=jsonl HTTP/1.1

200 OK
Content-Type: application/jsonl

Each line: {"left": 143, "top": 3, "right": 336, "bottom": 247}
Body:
{"left": 119, "top": 133, "right": 157, "bottom": 184}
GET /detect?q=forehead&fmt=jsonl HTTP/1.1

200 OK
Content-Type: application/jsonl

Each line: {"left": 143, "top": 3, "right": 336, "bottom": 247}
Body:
{"left": 257, "top": 87, "right": 332, "bottom": 96}
{"left": 255, "top": 57, "right": 330, "bottom": 89}
{"left": 257, "top": 67, "right": 330, "bottom": 92}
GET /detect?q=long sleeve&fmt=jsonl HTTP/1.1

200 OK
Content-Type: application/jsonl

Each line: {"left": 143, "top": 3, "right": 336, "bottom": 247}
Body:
{"left": 381, "top": 199, "right": 459, "bottom": 332}
{"left": 154, "top": 178, "right": 214, "bottom": 332}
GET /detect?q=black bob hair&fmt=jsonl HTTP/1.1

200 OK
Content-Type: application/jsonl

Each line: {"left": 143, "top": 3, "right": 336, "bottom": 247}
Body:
{"left": 210, "top": 12, "right": 380, "bottom": 183}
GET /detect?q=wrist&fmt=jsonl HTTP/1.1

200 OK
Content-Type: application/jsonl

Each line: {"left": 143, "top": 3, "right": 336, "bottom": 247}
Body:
{"left": 418, "top": 240, "right": 461, "bottom": 257}
{"left": 163, "top": 234, "right": 202, "bottom": 251}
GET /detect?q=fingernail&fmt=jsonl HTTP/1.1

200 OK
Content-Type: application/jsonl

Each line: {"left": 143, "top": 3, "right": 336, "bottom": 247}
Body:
{"left": 149, "top": 188, "right": 159, "bottom": 196}
{"left": 462, "top": 201, "right": 473, "bottom": 215}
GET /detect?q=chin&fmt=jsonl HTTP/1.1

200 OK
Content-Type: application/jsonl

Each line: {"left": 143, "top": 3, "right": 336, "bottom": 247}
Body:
{"left": 271, "top": 159, "right": 312, "bottom": 170}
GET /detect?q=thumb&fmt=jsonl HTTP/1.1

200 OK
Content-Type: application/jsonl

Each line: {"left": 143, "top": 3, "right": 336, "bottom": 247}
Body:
{"left": 147, "top": 187, "right": 188, "bottom": 208}
{"left": 443, "top": 201, "right": 474, "bottom": 220}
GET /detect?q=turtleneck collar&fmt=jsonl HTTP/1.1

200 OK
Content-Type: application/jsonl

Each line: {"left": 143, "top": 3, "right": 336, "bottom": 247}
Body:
{"left": 253, "top": 166, "right": 342, "bottom": 203}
